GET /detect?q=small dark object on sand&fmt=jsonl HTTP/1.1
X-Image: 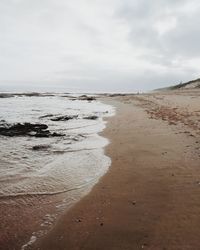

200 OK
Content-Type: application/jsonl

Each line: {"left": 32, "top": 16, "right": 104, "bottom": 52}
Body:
{"left": 75, "top": 218, "right": 82, "bottom": 223}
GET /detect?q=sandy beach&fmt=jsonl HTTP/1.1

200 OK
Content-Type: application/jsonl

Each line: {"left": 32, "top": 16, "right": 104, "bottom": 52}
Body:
{"left": 30, "top": 90, "right": 200, "bottom": 250}
{"left": 2, "top": 1, "right": 200, "bottom": 249}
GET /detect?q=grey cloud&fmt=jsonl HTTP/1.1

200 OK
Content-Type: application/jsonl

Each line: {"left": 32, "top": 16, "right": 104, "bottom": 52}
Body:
{"left": 116, "top": 0, "right": 200, "bottom": 58}
{"left": 164, "top": 15, "right": 200, "bottom": 57}
{"left": 0, "top": 0, "right": 200, "bottom": 92}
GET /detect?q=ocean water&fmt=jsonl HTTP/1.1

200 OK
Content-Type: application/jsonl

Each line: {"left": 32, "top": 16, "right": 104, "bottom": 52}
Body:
{"left": 0, "top": 93, "right": 114, "bottom": 248}
{"left": 0, "top": 94, "right": 114, "bottom": 198}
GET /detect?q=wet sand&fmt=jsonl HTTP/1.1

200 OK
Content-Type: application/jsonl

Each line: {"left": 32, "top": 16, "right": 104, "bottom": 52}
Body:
{"left": 33, "top": 91, "right": 200, "bottom": 250}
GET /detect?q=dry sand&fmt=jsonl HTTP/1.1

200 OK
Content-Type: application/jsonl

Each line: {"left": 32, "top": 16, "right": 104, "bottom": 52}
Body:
{"left": 29, "top": 90, "right": 200, "bottom": 250}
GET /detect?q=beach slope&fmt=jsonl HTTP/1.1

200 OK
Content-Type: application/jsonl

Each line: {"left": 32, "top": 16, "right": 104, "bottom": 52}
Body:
{"left": 34, "top": 91, "right": 200, "bottom": 250}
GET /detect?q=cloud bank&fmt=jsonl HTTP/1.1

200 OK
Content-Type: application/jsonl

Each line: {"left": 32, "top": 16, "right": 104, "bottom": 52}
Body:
{"left": 0, "top": 0, "right": 200, "bottom": 92}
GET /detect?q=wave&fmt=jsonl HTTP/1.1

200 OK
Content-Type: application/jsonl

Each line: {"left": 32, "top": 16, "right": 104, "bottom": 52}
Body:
{"left": 0, "top": 181, "right": 94, "bottom": 200}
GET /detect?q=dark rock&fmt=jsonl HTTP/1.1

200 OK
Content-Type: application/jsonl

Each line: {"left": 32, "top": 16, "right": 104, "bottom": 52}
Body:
{"left": 50, "top": 115, "right": 78, "bottom": 121}
{"left": 67, "top": 95, "right": 96, "bottom": 101}
{"left": 12, "top": 92, "right": 42, "bottom": 97}
{"left": 32, "top": 145, "right": 51, "bottom": 150}
{"left": 20, "top": 92, "right": 41, "bottom": 97}
{"left": 0, "top": 122, "right": 65, "bottom": 137}
{"left": 17, "top": 92, "right": 55, "bottom": 97}
{"left": 108, "top": 94, "right": 127, "bottom": 97}
{"left": 0, "top": 93, "right": 15, "bottom": 98}
{"left": 34, "top": 131, "right": 50, "bottom": 138}
{"left": 39, "top": 114, "right": 54, "bottom": 119}
{"left": 69, "top": 97, "right": 77, "bottom": 101}
{"left": 78, "top": 95, "right": 96, "bottom": 101}
{"left": 83, "top": 115, "right": 98, "bottom": 120}
{"left": 51, "top": 132, "right": 65, "bottom": 137}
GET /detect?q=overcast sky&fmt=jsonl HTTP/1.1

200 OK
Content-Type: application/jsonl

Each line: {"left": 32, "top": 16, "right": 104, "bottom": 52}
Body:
{"left": 0, "top": 0, "right": 200, "bottom": 92}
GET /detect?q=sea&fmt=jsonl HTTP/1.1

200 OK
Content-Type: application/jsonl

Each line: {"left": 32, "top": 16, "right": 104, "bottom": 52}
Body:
{"left": 0, "top": 93, "right": 114, "bottom": 249}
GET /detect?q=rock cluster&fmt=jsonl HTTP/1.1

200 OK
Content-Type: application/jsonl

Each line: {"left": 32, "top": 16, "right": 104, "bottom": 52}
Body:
{"left": 50, "top": 115, "right": 78, "bottom": 121}
{"left": 0, "top": 122, "right": 64, "bottom": 137}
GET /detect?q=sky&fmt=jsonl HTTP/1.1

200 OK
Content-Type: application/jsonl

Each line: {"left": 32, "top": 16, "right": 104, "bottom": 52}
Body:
{"left": 0, "top": 0, "right": 200, "bottom": 92}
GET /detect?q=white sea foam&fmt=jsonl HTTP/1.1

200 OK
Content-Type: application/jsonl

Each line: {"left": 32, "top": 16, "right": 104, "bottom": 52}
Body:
{"left": 0, "top": 94, "right": 114, "bottom": 249}
{"left": 0, "top": 94, "right": 114, "bottom": 199}
{"left": 21, "top": 235, "right": 37, "bottom": 250}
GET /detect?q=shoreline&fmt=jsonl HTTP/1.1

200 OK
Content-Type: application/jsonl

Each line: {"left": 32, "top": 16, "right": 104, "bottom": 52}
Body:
{"left": 33, "top": 92, "right": 200, "bottom": 250}
{"left": 0, "top": 96, "right": 114, "bottom": 250}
